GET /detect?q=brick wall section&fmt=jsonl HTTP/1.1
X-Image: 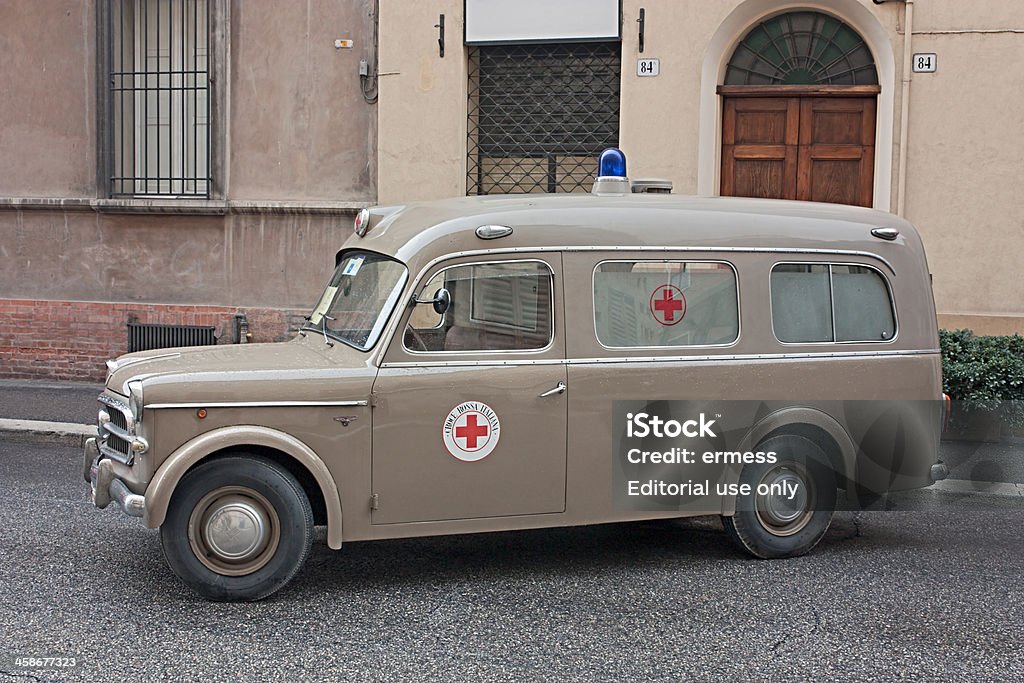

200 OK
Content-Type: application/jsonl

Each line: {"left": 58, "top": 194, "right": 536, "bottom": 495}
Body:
{"left": 0, "top": 299, "right": 306, "bottom": 382}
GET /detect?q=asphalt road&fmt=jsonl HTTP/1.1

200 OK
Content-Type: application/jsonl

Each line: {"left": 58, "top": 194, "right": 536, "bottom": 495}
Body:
{"left": 0, "top": 441, "right": 1022, "bottom": 682}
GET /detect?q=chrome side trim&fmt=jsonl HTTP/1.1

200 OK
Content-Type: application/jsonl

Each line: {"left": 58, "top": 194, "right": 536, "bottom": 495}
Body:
{"left": 371, "top": 246, "right": 897, "bottom": 368}
{"left": 380, "top": 348, "right": 940, "bottom": 368}
{"left": 145, "top": 399, "right": 370, "bottom": 409}
{"left": 404, "top": 246, "right": 897, "bottom": 277}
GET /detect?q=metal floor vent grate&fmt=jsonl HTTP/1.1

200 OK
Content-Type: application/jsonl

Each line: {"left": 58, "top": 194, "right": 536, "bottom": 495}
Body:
{"left": 127, "top": 322, "right": 217, "bottom": 353}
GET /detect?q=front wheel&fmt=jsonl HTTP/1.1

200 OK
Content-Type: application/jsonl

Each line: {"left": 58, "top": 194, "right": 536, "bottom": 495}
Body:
{"left": 722, "top": 435, "right": 837, "bottom": 559}
{"left": 161, "top": 455, "right": 313, "bottom": 601}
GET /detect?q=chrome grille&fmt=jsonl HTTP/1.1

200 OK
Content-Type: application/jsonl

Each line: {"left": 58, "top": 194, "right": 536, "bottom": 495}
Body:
{"left": 107, "top": 429, "right": 132, "bottom": 459}
{"left": 98, "top": 394, "right": 135, "bottom": 464}
{"left": 109, "top": 407, "right": 128, "bottom": 433}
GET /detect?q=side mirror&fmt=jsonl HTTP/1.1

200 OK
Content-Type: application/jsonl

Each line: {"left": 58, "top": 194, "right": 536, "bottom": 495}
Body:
{"left": 413, "top": 287, "right": 451, "bottom": 315}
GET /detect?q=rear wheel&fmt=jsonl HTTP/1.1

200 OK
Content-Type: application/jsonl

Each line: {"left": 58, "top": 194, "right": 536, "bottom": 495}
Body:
{"left": 161, "top": 455, "right": 313, "bottom": 601}
{"left": 722, "top": 435, "right": 837, "bottom": 559}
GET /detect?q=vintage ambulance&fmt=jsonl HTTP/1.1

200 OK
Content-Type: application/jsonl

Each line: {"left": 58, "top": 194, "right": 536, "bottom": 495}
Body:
{"left": 86, "top": 150, "right": 947, "bottom": 600}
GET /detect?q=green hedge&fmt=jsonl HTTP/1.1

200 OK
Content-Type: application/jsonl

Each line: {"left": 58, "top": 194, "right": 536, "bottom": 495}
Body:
{"left": 939, "top": 329, "right": 1024, "bottom": 428}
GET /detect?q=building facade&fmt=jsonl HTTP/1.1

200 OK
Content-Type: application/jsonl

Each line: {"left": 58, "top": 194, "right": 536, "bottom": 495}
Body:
{"left": 1, "top": 0, "right": 377, "bottom": 380}
{"left": 1, "top": 0, "right": 1022, "bottom": 382}
{"left": 378, "top": 0, "right": 1024, "bottom": 336}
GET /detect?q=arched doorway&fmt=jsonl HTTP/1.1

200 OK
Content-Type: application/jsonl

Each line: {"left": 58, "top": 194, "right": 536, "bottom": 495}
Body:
{"left": 719, "top": 10, "right": 879, "bottom": 207}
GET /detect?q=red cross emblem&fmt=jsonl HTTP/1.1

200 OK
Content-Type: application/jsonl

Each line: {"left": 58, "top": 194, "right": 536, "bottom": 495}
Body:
{"left": 443, "top": 402, "right": 501, "bottom": 461}
{"left": 650, "top": 285, "right": 686, "bottom": 326}
{"left": 454, "top": 412, "right": 490, "bottom": 450}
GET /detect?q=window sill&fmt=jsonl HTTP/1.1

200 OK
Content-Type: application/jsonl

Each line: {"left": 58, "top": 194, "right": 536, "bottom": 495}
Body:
{"left": 0, "top": 197, "right": 372, "bottom": 216}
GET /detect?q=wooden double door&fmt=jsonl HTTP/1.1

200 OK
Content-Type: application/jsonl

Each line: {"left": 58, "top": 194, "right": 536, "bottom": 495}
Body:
{"left": 721, "top": 89, "right": 877, "bottom": 208}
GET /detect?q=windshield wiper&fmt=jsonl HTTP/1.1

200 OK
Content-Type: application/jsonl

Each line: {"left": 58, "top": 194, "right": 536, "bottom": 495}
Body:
{"left": 320, "top": 314, "right": 335, "bottom": 346}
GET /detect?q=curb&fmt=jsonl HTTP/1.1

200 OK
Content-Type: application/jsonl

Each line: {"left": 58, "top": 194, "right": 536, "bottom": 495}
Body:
{"left": 929, "top": 478, "right": 1024, "bottom": 498}
{"left": 0, "top": 418, "right": 95, "bottom": 448}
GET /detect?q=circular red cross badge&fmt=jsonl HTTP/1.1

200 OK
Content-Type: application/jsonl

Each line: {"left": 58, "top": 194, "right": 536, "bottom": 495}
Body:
{"left": 650, "top": 285, "right": 687, "bottom": 326}
{"left": 442, "top": 401, "right": 501, "bottom": 462}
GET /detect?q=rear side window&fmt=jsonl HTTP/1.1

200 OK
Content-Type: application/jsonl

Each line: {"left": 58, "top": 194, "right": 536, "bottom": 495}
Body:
{"left": 594, "top": 261, "right": 739, "bottom": 348}
{"left": 770, "top": 263, "right": 895, "bottom": 343}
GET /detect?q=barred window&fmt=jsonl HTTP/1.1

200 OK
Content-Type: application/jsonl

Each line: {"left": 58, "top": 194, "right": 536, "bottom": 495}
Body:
{"left": 107, "top": 0, "right": 210, "bottom": 197}
{"left": 467, "top": 43, "right": 621, "bottom": 195}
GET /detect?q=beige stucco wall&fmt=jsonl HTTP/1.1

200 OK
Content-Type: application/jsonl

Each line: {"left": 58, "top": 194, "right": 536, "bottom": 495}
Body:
{"left": 378, "top": 0, "right": 1024, "bottom": 333}
{"left": 0, "top": 1, "right": 96, "bottom": 197}
{"left": 900, "top": 28, "right": 1024, "bottom": 320}
{"left": 0, "top": 209, "right": 351, "bottom": 308}
{"left": 1, "top": 1, "right": 376, "bottom": 315}
{"left": 229, "top": 0, "right": 377, "bottom": 201}
{"left": 377, "top": 0, "right": 468, "bottom": 203}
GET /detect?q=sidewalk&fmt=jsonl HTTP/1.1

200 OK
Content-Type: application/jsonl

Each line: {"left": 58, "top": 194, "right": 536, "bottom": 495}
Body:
{"left": 0, "top": 380, "right": 102, "bottom": 447}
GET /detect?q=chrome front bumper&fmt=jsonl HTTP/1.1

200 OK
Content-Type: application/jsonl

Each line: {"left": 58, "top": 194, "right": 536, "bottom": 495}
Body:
{"left": 84, "top": 437, "right": 145, "bottom": 518}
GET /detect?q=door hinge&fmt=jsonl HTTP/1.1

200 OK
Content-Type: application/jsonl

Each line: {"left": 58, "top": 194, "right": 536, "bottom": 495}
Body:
{"left": 370, "top": 493, "right": 379, "bottom": 510}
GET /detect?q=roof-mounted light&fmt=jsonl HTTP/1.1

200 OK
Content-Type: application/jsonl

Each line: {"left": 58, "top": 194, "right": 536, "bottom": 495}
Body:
{"left": 353, "top": 208, "right": 371, "bottom": 237}
{"left": 591, "top": 148, "right": 631, "bottom": 195}
{"left": 598, "top": 148, "right": 627, "bottom": 178}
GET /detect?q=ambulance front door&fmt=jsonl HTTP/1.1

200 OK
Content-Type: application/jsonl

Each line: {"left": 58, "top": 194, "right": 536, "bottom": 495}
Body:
{"left": 370, "top": 255, "right": 568, "bottom": 524}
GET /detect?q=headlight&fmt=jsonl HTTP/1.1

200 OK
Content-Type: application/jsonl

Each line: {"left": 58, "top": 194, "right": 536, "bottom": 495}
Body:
{"left": 128, "top": 380, "right": 145, "bottom": 424}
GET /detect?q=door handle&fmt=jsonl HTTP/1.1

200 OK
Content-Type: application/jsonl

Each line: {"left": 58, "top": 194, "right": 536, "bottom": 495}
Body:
{"left": 539, "top": 382, "right": 567, "bottom": 398}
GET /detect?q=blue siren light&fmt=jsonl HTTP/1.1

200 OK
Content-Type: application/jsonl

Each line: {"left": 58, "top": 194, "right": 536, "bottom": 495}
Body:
{"left": 598, "top": 148, "right": 627, "bottom": 178}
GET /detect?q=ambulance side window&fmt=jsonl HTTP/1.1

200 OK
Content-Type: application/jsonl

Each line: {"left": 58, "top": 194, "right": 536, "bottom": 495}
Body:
{"left": 770, "top": 263, "right": 896, "bottom": 343}
{"left": 404, "top": 261, "right": 553, "bottom": 352}
{"left": 593, "top": 260, "right": 739, "bottom": 348}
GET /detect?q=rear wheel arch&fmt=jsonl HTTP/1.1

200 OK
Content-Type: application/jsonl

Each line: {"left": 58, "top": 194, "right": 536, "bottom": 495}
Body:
{"left": 720, "top": 407, "right": 856, "bottom": 516}
{"left": 722, "top": 433, "right": 838, "bottom": 559}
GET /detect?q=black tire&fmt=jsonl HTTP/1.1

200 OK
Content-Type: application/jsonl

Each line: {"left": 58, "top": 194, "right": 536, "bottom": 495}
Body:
{"left": 161, "top": 455, "right": 313, "bottom": 601}
{"left": 722, "top": 434, "right": 837, "bottom": 559}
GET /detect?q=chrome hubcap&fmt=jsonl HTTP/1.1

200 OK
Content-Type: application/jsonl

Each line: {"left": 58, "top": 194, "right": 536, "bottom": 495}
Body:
{"left": 188, "top": 487, "right": 280, "bottom": 576}
{"left": 755, "top": 465, "right": 814, "bottom": 537}
{"left": 203, "top": 496, "right": 271, "bottom": 563}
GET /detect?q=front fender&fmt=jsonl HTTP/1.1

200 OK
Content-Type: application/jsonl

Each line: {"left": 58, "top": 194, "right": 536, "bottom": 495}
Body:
{"left": 143, "top": 425, "right": 344, "bottom": 549}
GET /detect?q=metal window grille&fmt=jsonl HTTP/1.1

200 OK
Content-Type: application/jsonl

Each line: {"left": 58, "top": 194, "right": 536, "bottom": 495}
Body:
{"left": 467, "top": 43, "right": 622, "bottom": 195}
{"left": 108, "top": 0, "right": 211, "bottom": 197}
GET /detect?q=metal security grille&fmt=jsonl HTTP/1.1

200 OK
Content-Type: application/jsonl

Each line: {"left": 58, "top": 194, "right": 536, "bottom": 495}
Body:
{"left": 467, "top": 43, "right": 621, "bottom": 195}
{"left": 128, "top": 322, "right": 216, "bottom": 352}
{"left": 107, "top": 0, "right": 210, "bottom": 197}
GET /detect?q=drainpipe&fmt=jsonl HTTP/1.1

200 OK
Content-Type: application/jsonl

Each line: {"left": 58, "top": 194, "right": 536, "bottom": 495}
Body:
{"left": 875, "top": 0, "right": 915, "bottom": 216}
{"left": 874, "top": 0, "right": 914, "bottom": 215}
{"left": 897, "top": 0, "right": 914, "bottom": 216}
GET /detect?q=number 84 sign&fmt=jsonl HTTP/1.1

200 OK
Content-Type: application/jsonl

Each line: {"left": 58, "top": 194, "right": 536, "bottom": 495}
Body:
{"left": 912, "top": 53, "right": 936, "bottom": 73}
